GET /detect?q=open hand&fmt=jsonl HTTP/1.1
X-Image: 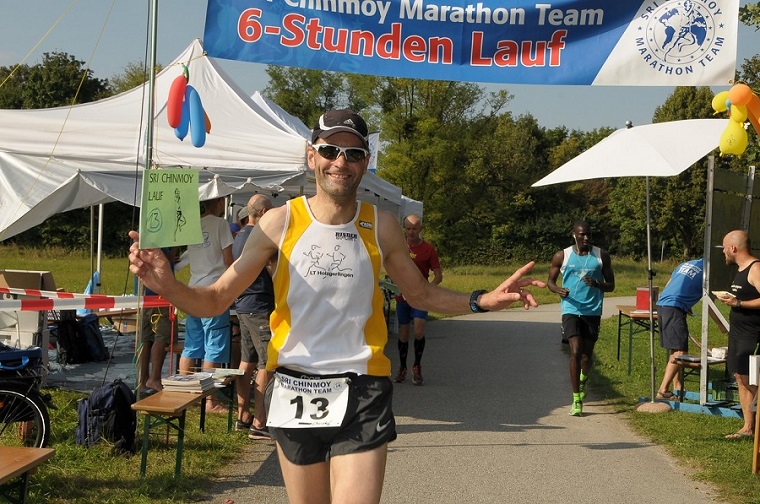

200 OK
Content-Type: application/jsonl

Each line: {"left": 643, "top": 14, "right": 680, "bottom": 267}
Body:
{"left": 479, "top": 261, "right": 547, "bottom": 311}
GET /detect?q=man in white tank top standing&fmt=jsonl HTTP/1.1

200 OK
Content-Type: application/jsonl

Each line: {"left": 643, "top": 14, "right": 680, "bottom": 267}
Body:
{"left": 128, "top": 109, "right": 546, "bottom": 504}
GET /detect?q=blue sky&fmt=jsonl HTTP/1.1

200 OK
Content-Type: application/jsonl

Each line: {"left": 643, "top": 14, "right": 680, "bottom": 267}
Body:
{"left": 2, "top": 0, "right": 759, "bottom": 131}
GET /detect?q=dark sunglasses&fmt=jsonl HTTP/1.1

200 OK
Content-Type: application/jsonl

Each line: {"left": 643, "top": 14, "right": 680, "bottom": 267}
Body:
{"left": 313, "top": 143, "right": 368, "bottom": 163}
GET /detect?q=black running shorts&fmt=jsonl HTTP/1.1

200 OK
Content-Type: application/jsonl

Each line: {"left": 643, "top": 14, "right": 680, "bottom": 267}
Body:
{"left": 264, "top": 368, "right": 397, "bottom": 465}
{"left": 561, "top": 314, "right": 601, "bottom": 342}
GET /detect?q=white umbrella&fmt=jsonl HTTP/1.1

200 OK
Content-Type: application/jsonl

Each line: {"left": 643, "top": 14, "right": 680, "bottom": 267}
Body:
{"left": 532, "top": 118, "right": 728, "bottom": 404}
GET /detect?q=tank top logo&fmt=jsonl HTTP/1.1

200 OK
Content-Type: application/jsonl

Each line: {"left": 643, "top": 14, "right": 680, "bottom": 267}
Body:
{"left": 302, "top": 244, "right": 355, "bottom": 279}
{"left": 335, "top": 232, "right": 358, "bottom": 241}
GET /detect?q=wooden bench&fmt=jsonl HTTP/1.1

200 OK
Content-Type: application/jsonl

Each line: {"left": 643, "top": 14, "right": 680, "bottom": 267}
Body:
{"left": 0, "top": 446, "right": 55, "bottom": 504}
{"left": 131, "top": 380, "right": 235, "bottom": 478}
{"left": 673, "top": 355, "right": 728, "bottom": 402}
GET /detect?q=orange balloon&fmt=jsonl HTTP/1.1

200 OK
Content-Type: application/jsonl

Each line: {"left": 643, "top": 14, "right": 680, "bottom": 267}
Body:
{"left": 204, "top": 110, "right": 212, "bottom": 134}
{"left": 746, "top": 94, "right": 760, "bottom": 136}
{"left": 728, "top": 83, "right": 753, "bottom": 106}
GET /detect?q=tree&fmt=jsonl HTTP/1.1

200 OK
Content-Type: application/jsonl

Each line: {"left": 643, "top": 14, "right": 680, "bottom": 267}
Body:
{"left": 108, "top": 61, "right": 163, "bottom": 95}
{"left": 0, "top": 52, "right": 108, "bottom": 109}
{"left": 264, "top": 66, "right": 349, "bottom": 128}
{"left": 0, "top": 52, "right": 124, "bottom": 251}
{"left": 608, "top": 87, "right": 718, "bottom": 260}
{"left": 739, "top": 2, "right": 760, "bottom": 27}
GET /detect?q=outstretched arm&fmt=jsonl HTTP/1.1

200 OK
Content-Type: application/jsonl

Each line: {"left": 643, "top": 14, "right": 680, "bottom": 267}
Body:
{"left": 128, "top": 206, "right": 285, "bottom": 317}
{"left": 379, "top": 212, "right": 545, "bottom": 313}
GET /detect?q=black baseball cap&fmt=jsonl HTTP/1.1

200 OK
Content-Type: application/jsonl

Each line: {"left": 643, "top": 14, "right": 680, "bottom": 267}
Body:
{"left": 311, "top": 109, "right": 369, "bottom": 149}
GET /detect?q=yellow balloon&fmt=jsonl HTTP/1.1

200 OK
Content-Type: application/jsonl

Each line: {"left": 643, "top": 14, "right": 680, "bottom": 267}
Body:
{"left": 719, "top": 121, "right": 748, "bottom": 156}
{"left": 712, "top": 90, "right": 730, "bottom": 113}
{"left": 730, "top": 104, "right": 748, "bottom": 123}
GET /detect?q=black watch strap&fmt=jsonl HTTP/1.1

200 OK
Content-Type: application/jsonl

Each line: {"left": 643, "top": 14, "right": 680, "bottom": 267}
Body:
{"left": 469, "top": 289, "right": 489, "bottom": 313}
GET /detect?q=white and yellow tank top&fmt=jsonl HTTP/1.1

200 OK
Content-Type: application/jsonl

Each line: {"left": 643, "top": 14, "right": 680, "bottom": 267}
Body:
{"left": 267, "top": 196, "right": 390, "bottom": 376}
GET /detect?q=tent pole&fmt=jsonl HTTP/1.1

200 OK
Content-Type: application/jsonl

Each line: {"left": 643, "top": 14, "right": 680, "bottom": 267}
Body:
{"left": 144, "top": 0, "right": 158, "bottom": 169}
{"left": 700, "top": 156, "right": 716, "bottom": 405}
{"left": 95, "top": 204, "right": 103, "bottom": 294}
{"left": 135, "top": 0, "right": 159, "bottom": 387}
{"left": 89, "top": 206, "right": 95, "bottom": 292}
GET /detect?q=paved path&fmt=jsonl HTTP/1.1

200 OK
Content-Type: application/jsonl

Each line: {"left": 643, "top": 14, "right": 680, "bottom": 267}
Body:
{"left": 204, "top": 297, "right": 721, "bottom": 503}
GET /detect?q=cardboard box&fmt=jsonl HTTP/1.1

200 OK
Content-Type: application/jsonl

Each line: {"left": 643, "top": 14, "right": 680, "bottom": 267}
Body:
{"left": 108, "top": 312, "right": 139, "bottom": 334}
{"left": 0, "top": 270, "right": 56, "bottom": 379}
{"left": 0, "top": 269, "right": 56, "bottom": 291}
{"left": 636, "top": 286, "right": 659, "bottom": 311}
{"left": 0, "top": 270, "right": 56, "bottom": 335}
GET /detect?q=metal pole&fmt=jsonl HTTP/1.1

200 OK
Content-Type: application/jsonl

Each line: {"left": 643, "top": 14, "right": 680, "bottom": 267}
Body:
{"left": 646, "top": 175, "right": 657, "bottom": 403}
{"left": 700, "top": 156, "right": 715, "bottom": 405}
{"left": 136, "top": 0, "right": 159, "bottom": 386}
{"left": 627, "top": 120, "right": 658, "bottom": 403}
{"left": 144, "top": 0, "right": 158, "bottom": 170}
{"left": 96, "top": 204, "right": 104, "bottom": 294}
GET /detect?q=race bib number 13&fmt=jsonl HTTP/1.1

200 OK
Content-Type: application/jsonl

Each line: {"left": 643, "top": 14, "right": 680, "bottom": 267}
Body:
{"left": 266, "top": 373, "right": 350, "bottom": 428}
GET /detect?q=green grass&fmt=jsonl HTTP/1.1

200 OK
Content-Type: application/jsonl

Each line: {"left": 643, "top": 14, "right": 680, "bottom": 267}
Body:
{"left": 3, "top": 245, "right": 758, "bottom": 503}
{"left": 0, "top": 243, "right": 191, "bottom": 294}
{"left": 32, "top": 390, "right": 249, "bottom": 503}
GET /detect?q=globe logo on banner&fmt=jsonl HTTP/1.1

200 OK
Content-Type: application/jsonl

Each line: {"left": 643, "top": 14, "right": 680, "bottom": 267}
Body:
{"left": 640, "top": 0, "right": 721, "bottom": 69}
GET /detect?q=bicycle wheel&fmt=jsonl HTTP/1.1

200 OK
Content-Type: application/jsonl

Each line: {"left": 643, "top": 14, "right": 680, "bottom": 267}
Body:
{"left": 0, "top": 386, "right": 50, "bottom": 448}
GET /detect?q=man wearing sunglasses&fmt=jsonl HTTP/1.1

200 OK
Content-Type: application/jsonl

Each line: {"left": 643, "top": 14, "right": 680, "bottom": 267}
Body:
{"left": 128, "top": 109, "right": 545, "bottom": 504}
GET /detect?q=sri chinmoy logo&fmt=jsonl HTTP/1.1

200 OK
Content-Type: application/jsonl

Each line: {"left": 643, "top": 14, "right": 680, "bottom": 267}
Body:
{"left": 636, "top": 0, "right": 726, "bottom": 74}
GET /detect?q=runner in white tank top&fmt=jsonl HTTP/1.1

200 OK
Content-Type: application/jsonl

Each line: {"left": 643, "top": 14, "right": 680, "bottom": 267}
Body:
{"left": 128, "top": 109, "right": 545, "bottom": 504}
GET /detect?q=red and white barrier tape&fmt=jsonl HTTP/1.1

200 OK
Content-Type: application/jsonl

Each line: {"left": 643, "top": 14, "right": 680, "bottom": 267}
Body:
{"left": 0, "top": 294, "right": 169, "bottom": 312}
{"left": 0, "top": 286, "right": 115, "bottom": 299}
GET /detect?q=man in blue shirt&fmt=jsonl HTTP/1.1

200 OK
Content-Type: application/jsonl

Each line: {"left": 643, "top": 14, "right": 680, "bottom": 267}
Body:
{"left": 548, "top": 221, "right": 615, "bottom": 416}
{"left": 233, "top": 194, "right": 275, "bottom": 440}
{"left": 655, "top": 258, "right": 704, "bottom": 400}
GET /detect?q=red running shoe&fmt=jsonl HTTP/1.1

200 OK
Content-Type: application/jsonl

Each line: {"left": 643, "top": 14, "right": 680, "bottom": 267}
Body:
{"left": 412, "top": 365, "right": 423, "bottom": 385}
{"left": 394, "top": 368, "right": 407, "bottom": 383}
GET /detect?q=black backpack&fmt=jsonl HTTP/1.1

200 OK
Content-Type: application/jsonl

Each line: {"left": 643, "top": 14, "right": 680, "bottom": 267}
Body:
{"left": 76, "top": 378, "right": 137, "bottom": 454}
{"left": 79, "top": 313, "right": 109, "bottom": 362}
{"left": 55, "top": 319, "right": 90, "bottom": 365}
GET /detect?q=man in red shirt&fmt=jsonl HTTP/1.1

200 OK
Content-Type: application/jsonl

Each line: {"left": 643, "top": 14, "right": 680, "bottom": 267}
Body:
{"left": 394, "top": 214, "right": 442, "bottom": 385}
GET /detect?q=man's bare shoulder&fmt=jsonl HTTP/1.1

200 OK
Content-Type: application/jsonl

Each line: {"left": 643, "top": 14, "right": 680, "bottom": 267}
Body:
{"left": 377, "top": 210, "right": 406, "bottom": 250}
{"left": 749, "top": 257, "right": 760, "bottom": 273}
{"left": 377, "top": 209, "right": 399, "bottom": 227}
{"left": 255, "top": 205, "right": 288, "bottom": 242}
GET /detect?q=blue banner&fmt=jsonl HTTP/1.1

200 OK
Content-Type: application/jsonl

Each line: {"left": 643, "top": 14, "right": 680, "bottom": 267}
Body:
{"left": 203, "top": 0, "right": 738, "bottom": 86}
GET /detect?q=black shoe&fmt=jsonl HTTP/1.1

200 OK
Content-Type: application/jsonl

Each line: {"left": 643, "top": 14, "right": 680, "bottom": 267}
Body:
{"left": 235, "top": 418, "right": 253, "bottom": 432}
{"left": 248, "top": 426, "right": 271, "bottom": 440}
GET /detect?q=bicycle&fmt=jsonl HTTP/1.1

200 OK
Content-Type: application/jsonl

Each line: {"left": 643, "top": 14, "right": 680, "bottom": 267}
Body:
{"left": 0, "top": 343, "right": 51, "bottom": 448}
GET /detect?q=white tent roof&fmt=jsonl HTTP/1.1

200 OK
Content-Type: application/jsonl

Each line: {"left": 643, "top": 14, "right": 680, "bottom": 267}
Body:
{"left": 1, "top": 40, "right": 307, "bottom": 170}
{"left": 0, "top": 39, "right": 418, "bottom": 239}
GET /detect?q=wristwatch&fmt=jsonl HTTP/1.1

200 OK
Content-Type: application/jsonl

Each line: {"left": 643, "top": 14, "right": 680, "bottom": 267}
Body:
{"left": 469, "top": 289, "right": 489, "bottom": 313}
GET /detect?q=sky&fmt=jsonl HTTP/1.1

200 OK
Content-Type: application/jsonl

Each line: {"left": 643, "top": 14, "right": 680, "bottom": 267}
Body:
{"left": 2, "top": 0, "right": 759, "bottom": 132}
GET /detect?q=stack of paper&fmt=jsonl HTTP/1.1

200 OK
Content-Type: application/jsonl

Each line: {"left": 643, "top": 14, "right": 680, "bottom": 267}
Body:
{"left": 162, "top": 372, "right": 215, "bottom": 393}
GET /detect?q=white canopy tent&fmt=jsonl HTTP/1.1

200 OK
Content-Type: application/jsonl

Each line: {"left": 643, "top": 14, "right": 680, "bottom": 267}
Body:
{"left": 0, "top": 39, "right": 419, "bottom": 241}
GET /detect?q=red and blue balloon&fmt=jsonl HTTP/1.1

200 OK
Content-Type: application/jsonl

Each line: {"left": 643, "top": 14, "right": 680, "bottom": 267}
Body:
{"left": 167, "top": 64, "right": 211, "bottom": 148}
